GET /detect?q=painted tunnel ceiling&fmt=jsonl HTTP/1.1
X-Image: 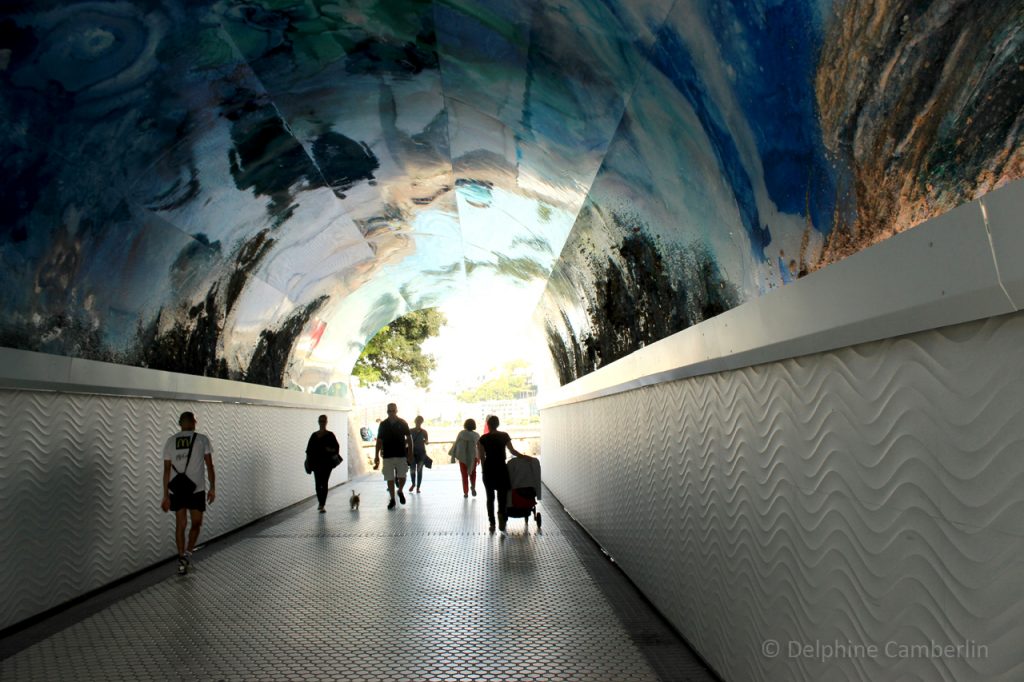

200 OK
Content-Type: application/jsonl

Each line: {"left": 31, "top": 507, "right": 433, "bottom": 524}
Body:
{"left": 1, "top": 1, "right": 1022, "bottom": 392}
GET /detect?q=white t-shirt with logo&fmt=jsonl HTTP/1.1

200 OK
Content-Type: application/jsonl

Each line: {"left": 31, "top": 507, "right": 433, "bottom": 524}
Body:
{"left": 163, "top": 431, "right": 214, "bottom": 493}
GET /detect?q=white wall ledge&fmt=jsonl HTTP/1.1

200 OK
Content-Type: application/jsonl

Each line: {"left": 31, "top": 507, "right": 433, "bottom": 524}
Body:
{"left": 541, "top": 179, "right": 1024, "bottom": 408}
{"left": 0, "top": 348, "right": 352, "bottom": 411}
{"left": 4, "top": 181, "right": 1022, "bottom": 414}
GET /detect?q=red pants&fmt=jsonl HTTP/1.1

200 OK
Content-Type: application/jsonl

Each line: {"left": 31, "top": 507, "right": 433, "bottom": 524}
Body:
{"left": 459, "top": 460, "right": 477, "bottom": 495}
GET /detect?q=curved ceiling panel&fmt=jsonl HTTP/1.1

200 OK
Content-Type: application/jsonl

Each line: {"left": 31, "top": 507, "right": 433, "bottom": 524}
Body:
{"left": 1, "top": 1, "right": 1022, "bottom": 393}
{"left": 539, "top": 0, "right": 1024, "bottom": 383}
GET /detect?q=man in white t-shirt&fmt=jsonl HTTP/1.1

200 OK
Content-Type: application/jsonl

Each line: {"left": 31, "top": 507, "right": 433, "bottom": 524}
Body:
{"left": 162, "top": 411, "right": 216, "bottom": 575}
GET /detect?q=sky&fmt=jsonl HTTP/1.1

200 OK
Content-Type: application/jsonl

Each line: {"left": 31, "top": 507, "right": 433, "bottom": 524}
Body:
{"left": 350, "top": 181, "right": 572, "bottom": 408}
{"left": 421, "top": 271, "right": 556, "bottom": 395}
{"left": 349, "top": 272, "right": 555, "bottom": 425}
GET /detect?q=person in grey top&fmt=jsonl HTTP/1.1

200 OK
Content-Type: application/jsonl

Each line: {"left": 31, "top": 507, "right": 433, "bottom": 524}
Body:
{"left": 408, "top": 415, "right": 429, "bottom": 493}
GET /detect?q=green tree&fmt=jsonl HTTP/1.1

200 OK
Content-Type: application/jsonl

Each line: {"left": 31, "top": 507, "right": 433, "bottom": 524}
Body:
{"left": 352, "top": 308, "right": 446, "bottom": 388}
{"left": 457, "top": 359, "right": 536, "bottom": 402}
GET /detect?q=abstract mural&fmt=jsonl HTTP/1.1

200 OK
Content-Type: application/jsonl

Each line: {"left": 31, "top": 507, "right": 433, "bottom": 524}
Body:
{"left": 540, "top": 0, "right": 1024, "bottom": 383}
{"left": 1, "top": 0, "right": 1021, "bottom": 390}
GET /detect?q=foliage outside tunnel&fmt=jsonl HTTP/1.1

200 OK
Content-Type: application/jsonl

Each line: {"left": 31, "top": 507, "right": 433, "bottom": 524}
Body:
{"left": 352, "top": 308, "right": 446, "bottom": 389}
{"left": 456, "top": 360, "right": 537, "bottom": 403}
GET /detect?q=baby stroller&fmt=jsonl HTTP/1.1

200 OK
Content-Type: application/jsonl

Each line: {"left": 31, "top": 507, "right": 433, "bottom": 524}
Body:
{"left": 505, "top": 456, "right": 542, "bottom": 531}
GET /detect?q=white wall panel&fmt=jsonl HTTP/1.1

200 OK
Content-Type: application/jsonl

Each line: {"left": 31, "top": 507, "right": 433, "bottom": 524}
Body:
{"left": 541, "top": 311, "right": 1024, "bottom": 682}
{"left": 0, "top": 392, "right": 348, "bottom": 630}
{"left": 542, "top": 180, "right": 1024, "bottom": 410}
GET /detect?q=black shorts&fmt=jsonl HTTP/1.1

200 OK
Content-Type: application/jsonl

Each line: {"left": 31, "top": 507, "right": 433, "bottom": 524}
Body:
{"left": 170, "top": 491, "right": 206, "bottom": 512}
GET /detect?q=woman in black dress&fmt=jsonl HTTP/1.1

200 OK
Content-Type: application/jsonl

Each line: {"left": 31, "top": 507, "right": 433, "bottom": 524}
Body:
{"left": 306, "top": 414, "right": 341, "bottom": 512}
{"left": 477, "top": 414, "right": 524, "bottom": 533}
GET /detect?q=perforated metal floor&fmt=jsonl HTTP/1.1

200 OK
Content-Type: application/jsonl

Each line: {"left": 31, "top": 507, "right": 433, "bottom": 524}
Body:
{"left": 1, "top": 464, "right": 717, "bottom": 681}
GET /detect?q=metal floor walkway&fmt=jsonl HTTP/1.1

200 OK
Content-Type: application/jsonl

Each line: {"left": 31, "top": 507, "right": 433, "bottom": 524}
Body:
{"left": 1, "top": 464, "right": 717, "bottom": 682}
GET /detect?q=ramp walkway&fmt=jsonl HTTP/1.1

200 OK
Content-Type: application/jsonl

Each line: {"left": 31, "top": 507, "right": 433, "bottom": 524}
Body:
{"left": 1, "top": 463, "right": 717, "bottom": 681}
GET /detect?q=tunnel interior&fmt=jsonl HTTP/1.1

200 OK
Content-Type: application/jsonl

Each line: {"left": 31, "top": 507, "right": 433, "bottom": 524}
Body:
{"left": 3, "top": 0, "right": 1021, "bottom": 394}
{"left": 3, "top": 4, "right": 1024, "bottom": 681}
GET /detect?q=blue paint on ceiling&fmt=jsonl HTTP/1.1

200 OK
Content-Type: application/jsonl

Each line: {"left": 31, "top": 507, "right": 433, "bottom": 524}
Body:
{"left": 0, "top": 0, "right": 1021, "bottom": 390}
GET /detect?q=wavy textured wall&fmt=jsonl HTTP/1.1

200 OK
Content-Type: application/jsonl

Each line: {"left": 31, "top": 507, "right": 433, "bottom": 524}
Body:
{"left": 0, "top": 392, "right": 347, "bottom": 631}
{"left": 541, "top": 311, "right": 1024, "bottom": 681}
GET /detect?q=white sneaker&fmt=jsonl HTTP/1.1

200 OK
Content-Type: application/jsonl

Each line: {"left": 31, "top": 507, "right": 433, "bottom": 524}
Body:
{"left": 177, "top": 557, "right": 188, "bottom": 575}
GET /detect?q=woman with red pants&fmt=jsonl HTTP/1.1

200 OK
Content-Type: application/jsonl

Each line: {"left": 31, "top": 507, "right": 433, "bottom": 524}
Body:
{"left": 450, "top": 418, "right": 480, "bottom": 498}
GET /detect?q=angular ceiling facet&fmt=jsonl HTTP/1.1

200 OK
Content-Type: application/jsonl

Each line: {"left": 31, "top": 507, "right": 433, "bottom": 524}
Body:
{"left": 1, "top": 0, "right": 1021, "bottom": 392}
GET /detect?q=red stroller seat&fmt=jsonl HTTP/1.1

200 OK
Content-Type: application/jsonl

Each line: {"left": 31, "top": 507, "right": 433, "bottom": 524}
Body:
{"left": 505, "top": 455, "right": 542, "bottom": 531}
{"left": 505, "top": 486, "right": 541, "bottom": 529}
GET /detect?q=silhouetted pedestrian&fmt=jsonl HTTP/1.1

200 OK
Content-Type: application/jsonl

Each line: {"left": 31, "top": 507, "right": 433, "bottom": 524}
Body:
{"left": 477, "top": 415, "right": 523, "bottom": 534}
{"left": 409, "top": 416, "right": 429, "bottom": 493}
{"left": 374, "top": 403, "right": 413, "bottom": 509}
{"left": 306, "top": 414, "right": 341, "bottom": 513}
{"left": 450, "top": 418, "right": 480, "bottom": 498}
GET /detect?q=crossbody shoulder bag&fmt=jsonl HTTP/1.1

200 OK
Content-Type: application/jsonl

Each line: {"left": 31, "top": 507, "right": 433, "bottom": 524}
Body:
{"left": 169, "top": 434, "right": 198, "bottom": 497}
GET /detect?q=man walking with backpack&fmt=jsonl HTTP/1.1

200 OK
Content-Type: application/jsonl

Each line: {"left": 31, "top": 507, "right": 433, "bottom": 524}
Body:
{"left": 162, "top": 411, "right": 216, "bottom": 575}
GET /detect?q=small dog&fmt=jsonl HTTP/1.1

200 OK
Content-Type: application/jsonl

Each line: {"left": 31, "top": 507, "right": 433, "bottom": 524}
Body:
{"left": 349, "top": 490, "right": 360, "bottom": 510}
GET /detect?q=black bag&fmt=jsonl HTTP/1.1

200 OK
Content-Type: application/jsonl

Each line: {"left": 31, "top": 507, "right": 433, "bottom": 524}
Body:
{"left": 329, "top": 451, "right": 342, "bottom": 469}
{"left": 423, "top": 454, "right": 433, "bottom": 469}
{"left": 170, "top": 434, "right": 198, "bottom": 497}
